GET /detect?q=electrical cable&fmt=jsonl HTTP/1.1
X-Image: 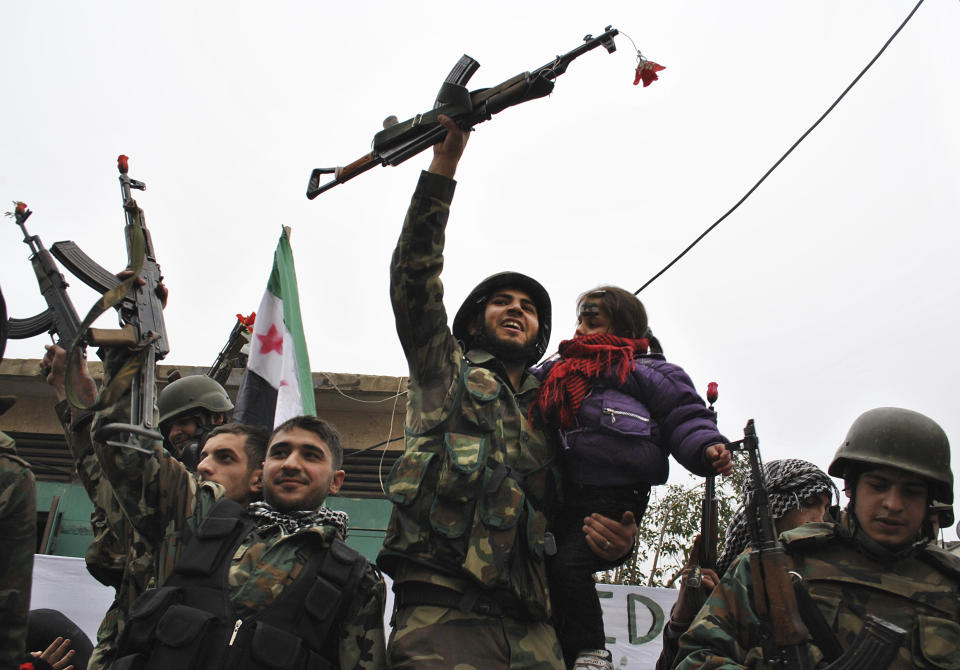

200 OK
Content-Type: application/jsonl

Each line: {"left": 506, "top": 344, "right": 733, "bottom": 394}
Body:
{"left": 634, "top": 0, "right": 927, "bottom": 295}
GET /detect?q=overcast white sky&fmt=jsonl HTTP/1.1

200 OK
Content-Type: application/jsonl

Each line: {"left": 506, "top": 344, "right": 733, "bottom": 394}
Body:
{"left": 3, "top": 1, "right": 958, "bottom": 537}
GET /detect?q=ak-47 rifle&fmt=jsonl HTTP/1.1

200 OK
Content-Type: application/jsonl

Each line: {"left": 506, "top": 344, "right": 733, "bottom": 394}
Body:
{"left": 4, "top": 202, "right": 88, "bottom": 348}
{"left": 685, "top": 382, "right": 721, "bottom": 609}
{"left": 725, "top": 419, "right": 811, "bottom": 668}
{"left": 63, "top": 155, "right": 169, "bottom": 453}
{"left": 306, "top": 26, "right": 619, "bottom": 199}
{"left": 206, "top": 313, "right": 254, "bottom": 386}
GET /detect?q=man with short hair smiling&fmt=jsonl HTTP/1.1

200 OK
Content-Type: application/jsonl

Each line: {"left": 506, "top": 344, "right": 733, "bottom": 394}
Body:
{"left": 675, "top": 407, "right": 960, "bottom": 669}
{"left": 197, "top": 423, "right": 269, "bottom": 506}
{"left": 93, "top": 404, "right": 386, "bottom": 670}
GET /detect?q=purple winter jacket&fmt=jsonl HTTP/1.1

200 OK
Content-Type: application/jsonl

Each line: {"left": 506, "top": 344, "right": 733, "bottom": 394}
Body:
{"left": 533, "top": 353, "right": 726, "bottom": 487}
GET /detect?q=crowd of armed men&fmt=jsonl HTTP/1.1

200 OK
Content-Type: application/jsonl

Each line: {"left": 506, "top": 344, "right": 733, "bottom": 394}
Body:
{"left": 1, "top": 117, "right": 957, "bottom": 670}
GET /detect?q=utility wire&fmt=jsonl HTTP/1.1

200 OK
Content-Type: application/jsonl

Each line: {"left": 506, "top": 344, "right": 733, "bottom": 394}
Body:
{"left": 635, "top": 0, "right": 927, "bottom": 295}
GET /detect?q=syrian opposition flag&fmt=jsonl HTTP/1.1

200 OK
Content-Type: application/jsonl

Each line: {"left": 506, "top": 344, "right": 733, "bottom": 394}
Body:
{"left": 233, "top": 227, "right": 316, "bottom": 429}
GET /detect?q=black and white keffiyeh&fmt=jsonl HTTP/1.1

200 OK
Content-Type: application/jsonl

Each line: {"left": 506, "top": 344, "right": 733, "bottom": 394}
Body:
{"left": 716, "top": 459, "right": 839, "bottom": 576}
{"left": 247, "top": 501, "right": 350, "bottom": 539}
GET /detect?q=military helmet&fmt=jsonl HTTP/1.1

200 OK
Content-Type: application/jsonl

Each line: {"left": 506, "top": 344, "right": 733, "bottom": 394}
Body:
{"left": 451, "top": 271, "right": 552, "bottom": 365}
{"left": 158, "top": 375, "right": 234, "bottom": 427}
{"left": 828, "top": 407, "right": 953, "bottom": 504}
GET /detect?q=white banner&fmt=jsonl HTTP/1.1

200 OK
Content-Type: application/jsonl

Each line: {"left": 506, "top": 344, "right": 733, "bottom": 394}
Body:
{"left": 31, "top": 554, "right": 115, "bottom": 643}
{"left": 33, "top": 555, "right": 679, "bottom": 665}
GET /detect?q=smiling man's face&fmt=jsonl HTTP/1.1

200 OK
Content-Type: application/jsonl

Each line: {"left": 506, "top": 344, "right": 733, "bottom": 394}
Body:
{"left": 262, "top": 427, "right": 345, "bottom": 513}
{"left": 475, "top": 288, "right": 539, "bottom": 354}
{"left": 850, "top": 467, "right": 929, "bottom": 547}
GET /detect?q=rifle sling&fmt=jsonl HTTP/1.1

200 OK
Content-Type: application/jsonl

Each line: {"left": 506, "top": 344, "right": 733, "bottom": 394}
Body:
{"left": 792, "top": 578, "right": 844, "bottom": 662}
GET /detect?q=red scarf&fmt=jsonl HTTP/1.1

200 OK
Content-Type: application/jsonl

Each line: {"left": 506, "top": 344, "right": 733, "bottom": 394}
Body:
{"left": 534, "top": 333, "right": 648, "bottom": 429}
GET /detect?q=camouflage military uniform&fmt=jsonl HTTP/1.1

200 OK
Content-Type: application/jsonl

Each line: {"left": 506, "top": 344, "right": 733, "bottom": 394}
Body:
{"left": 0, "top": 429, "right": 36, "bottom": 669}
{"left": 54, "top": 400, "right": 156, "bottom": 670}
{"left": 674, "top": 513, "right": 960, "bottom": 670}
{"left": 379, "top": 171, "right": 563, "bottom": 670}
{"left": 90, "top": 365, "right": 386, "bottom": 670}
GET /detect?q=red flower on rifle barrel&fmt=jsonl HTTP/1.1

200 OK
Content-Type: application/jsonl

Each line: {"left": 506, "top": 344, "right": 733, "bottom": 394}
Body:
{"left": 15, "top": 201, "right": 27, "bottom": 215}
{"left": 634, "top": 60, "right": 665, "bottom": 87}
{"left": 118, "top": 155, "right": 129, "bottom": 172}
{"left": 236, "top": 312, "right": 256, "bottom": 333}
{"left": 706, "top": 382, "right": 719, "bottom": 405}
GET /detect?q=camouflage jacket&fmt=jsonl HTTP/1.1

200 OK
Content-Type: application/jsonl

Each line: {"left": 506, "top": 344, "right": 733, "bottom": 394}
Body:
{"left": 54, "top": 400, "right": 155, "bottom": 670}
{"left": 91, "top": 364, "right": 386, "bottom": 669}
{"left": 674, "top": 518, "right": 960, "bottom": 670}
{"left": 378, "top": 170, "right": 561, "bottom": 621}
{"left": 0, "top": 431, "right": 36, "bottom": 669}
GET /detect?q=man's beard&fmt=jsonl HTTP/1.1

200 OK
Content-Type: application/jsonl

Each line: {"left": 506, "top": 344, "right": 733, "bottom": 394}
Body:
{"left": 472, "top": 323, "right": 539, "bottom": 365}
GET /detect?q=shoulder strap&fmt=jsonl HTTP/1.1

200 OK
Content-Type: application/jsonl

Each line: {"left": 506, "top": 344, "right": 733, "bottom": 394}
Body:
{"left": 792, "top": 579, "right": 844, "bottom": 662}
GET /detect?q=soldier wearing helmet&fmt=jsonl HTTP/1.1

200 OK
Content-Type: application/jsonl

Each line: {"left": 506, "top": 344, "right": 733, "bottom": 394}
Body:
{"left": 675, "top": 407, "right": 960, "bottom": 670}
{"left": 158, "top": 374, "right": 234, "bottom": 469}
{"left": 379, "top": 115, "right": 635, "bottom": 670}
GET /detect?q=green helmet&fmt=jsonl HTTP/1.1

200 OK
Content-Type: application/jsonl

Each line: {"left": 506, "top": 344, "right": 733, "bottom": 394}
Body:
{"left": 828, "top": 407, "right": 953, "bottom": 504}
{"left": 158, "top": 375, "right": 234, "bottom": 428}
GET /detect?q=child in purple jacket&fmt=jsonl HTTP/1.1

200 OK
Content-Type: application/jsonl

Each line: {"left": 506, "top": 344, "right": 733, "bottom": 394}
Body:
{"left": 533, "top": 285, "right": 732, "bottom": 670}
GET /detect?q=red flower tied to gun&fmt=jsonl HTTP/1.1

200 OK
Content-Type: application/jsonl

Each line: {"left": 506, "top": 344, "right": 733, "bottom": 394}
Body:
{"left": 117, "top": 154, "right": 129, "bottom": 173}
{"left": 634, "top": 59, "right": 665, "bottom": 87}
{"left": 236, "top": 312, "right": 256, "bottom": 333}
{"left": 706, "top": 382, "right": 719, "bottom": 405}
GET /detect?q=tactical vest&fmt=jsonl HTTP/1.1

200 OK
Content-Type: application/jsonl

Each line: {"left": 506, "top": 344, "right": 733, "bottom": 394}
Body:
{"left": 783, "top": 525, "right": 960, "bottom": 670}
{"left": 112, "top": 499, "right": 368, "bottom": 670}
{"left": 378, "top": 359, "right": 561, "bottom": 621}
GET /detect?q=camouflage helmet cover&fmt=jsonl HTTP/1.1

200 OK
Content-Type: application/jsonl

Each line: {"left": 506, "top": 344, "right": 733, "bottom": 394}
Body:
{"left": 158, "top": 375, "right": 234, "bottom": 427}
{"left": 828, "top": 407, "right": 953, "bottom": 504}
{"left": 451, "top": 271, "right": 552, "bottom": 365}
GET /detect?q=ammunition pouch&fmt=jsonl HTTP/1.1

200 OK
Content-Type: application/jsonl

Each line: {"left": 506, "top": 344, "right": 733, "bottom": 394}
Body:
{"left": 114, "top": 498, "right": 368, "bottom": 670}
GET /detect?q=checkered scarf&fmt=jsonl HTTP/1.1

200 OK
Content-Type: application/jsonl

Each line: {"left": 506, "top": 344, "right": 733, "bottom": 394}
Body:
{"left": 716, "top": 459, "right": 839, "bottom": 576}
{"left": 247, "top": 501, "right": 349, "bottom": 539}
{"left": 534, "top": 334, "right": 648, "bottom": 428}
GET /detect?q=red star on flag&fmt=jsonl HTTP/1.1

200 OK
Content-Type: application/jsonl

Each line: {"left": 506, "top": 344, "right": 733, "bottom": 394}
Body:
{"left": 257, "top": 324, "right": 284, "bottom": 355}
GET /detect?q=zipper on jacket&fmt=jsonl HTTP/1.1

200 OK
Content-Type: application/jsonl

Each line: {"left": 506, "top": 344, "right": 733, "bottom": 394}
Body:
{"left": 602, "top": 408, "right": 649, "bottom": 424}
{"left": 228, "top": 619, "right": 242, "bottom": 646}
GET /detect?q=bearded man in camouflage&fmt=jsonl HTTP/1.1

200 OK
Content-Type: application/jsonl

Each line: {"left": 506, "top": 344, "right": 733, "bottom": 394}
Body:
{"left": 86, "top": 342, "right": 386, "bottom": 670}
{"left": 378, "top": 115, "right": 636, "bottom": 670}
{"left": 674, "top": 407, "right": 960, "bottom": 670}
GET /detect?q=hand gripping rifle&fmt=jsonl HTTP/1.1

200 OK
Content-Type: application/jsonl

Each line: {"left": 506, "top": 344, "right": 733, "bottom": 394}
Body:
{"left": 4, "top": 202, "right": 85, "bottom": 348}
{"left": 63, "top": 156, "right": 169, "bottom": 453}
{"left": 306, "top": 26, "right": 619, "bottom": 199}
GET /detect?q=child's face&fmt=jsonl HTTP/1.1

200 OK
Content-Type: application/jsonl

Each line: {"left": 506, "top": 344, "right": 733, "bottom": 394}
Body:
{"left": 575, "top": 301, "right": 612, "bottom": 337}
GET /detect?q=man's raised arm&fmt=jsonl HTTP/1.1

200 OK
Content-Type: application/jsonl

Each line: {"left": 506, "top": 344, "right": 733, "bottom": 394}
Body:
{"left": 389, "top": 115, "right": 471, "bottom": 429}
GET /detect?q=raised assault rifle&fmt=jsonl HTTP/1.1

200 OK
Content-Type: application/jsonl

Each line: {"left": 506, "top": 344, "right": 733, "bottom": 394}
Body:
{"left": 63, "top": 156, "right": 169, "bottom": 453}
{"left": 725, "top": 420, "right": 906, "bottom": 670}
{"left": 306, "top": 26, "right": 619, "bottom": 199}
{"left": 5, "top": 202, "right": 86, "bottom": 348}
